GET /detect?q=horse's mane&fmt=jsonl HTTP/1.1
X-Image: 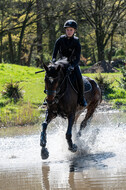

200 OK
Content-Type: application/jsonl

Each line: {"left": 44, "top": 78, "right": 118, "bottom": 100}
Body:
{"left": 53, "top": 58, "right": 69, "bottom": 69}
{"left": 46, "top": 58, "right": 69, "bottom": 78}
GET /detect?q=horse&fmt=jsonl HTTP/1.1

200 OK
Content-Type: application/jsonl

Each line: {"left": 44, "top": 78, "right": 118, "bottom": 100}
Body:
{"left": 40, "top": 59, "right": 102, "bottom": 159}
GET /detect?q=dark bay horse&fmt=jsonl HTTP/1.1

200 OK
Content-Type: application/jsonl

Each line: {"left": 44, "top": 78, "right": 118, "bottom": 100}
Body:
{"left": 40, "top": 60, "right": 102, "bottom": 159}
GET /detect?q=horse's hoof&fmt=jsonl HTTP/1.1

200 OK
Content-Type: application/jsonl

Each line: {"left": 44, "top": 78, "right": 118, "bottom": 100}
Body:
{"left": 41, "top": 147, "right": 49, "bottom": 160}
{"left": 68, "top": 144, "right": 78, "bottom": 153}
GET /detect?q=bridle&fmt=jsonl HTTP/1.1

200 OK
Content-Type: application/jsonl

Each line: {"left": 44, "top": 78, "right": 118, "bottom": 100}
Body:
{"left": 44, "top": 74, "right": 68, "bottom": 105}
{"left": 44, "top": 75, "right": 58, "bottom": 95}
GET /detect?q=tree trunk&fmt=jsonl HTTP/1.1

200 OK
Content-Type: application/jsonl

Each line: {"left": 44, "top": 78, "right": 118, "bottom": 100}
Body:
{"left": 8, "top": 31, "right": 14, "bottom": 63}
{"left": 36, "top": 0, "right": 43, "bottom": 67}
{"left": 17, "top": 1, "right": 32, "bottom": 65}
{"left": 108, "top": 35, "right": 113, "bottom": 64}
{"left": 95, "top": 28, "right": 105, "bottom": 61}
{"left": 97, "top": 43, "right": 105, "bottom": 61}
{"left": 94, "top": 1, "right": 105, "bottom": 62}
{"left": 0, "top": 8, "right": 3, "bottom": 63}
{"left": 27, "top": 38, "right": 37, "bottom": 66}
{"left": 0, "top": 32, "right": 2, "bottom": 63}
{"left": 48, "top": 19, "right": 56, "bottom": 55}
{"left": 92, "top": 48, "right": 96, "bottom": 63}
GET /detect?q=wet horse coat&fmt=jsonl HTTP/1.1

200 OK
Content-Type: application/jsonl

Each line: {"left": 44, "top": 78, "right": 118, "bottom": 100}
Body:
{"left": 40, "top": 60, "right": 102, "bottom": 159}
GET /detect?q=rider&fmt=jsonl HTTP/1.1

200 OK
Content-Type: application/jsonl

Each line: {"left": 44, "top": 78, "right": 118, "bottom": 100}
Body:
{"left": 52, "top": 19, "right": 87, "bottom": 107}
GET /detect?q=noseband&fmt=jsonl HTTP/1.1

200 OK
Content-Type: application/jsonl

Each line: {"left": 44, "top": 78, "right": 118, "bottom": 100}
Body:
{"left": 45, "top": 74, "right": 67, "bottom": 104}
{"left": 44, "top": 89, "right": 57, "bottom": 96}
{"left": 44, "top": 75, "right": 59, "bottom": 97}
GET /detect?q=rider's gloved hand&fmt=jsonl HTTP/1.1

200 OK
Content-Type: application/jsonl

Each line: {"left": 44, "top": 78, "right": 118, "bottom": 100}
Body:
{"left": 67, "top": 65, "right": 74, "bottom": 75}
{"left": 51, "top": 58, "right": 56, "bottom": 64}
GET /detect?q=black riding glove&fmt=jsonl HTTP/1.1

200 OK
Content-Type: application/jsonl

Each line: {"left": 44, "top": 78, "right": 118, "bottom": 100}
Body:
{"left": 67, "top": 65, "right": 74, "bottom": 75}
{"left": 51, "top": 58, "right": 56, "bottom": 64}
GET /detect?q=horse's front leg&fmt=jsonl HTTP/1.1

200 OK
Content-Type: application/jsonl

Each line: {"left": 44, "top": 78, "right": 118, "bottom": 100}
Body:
{"left": 66, "top": 114, "right": 77, "bottom": 153}
{"left": 40, "top": 110, "right": 55, "bottom": 159}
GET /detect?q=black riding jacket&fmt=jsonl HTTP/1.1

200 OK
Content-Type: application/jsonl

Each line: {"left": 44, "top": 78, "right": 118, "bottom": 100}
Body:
{"left": 52, "top": 35, "right": 81, "bottom": 67}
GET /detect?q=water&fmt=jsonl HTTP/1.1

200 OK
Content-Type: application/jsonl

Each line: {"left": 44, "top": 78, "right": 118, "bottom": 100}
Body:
{"left": 0, "top": 111, "right": 126, "bottom": 190}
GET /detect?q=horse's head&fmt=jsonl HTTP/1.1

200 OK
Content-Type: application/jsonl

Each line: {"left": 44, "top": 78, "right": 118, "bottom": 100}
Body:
{"left": 43, "top": 63, "right": 63, "bottom": 103}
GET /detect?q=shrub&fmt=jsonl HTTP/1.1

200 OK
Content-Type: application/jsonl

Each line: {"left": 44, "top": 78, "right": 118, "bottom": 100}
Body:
{"left": 1, "top": 81, "right": 23, "bottom": 102}
{"left": 94, "top": 73, "right": 114, "bottom": 97}
{"left": 120, "top": 66, "right": 126, "bottom": 90}
{"left": 108, "top": 89, "right": 126, "bottom": 99}
{"left": 116, "top": 66, "right": 126, "bottom": 90}
{"left": 115, "top": 48, "right": 125, "bottom": 56}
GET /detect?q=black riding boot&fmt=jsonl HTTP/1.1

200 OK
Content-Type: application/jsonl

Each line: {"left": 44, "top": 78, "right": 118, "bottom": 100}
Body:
{"left": 74, "top": 66, "right": 87, "bottom": 107}
{"left": 78, "top": 78, "right": 87, "bottom": 107}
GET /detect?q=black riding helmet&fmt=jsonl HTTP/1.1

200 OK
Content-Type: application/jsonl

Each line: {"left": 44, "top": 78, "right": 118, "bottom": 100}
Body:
{"left": 64, "top": 20, "right": 77, "bottom": 29}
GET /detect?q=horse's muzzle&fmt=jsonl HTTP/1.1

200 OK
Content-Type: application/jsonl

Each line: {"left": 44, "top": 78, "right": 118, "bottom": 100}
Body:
{"left": 44, "top": 89, "right": 56, "bottom": 104}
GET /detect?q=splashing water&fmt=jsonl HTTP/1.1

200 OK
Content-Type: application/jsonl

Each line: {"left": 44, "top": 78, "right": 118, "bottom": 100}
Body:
{"left": 0, "top": 111, "right": 126, "bottom": 190}
{"left": 0, "top": 111, "right": 126, "bottom": 167}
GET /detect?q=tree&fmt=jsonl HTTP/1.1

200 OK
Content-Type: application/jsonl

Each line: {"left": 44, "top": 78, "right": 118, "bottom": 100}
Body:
{"left": 77, "top": 0, "right": 126, "bottom": 61}
{"left": 0, "top": 0, "right": 125, "bottom": 65}
{"left": 0, "top": 0, "right": 11, "bottom": 63}
{"left": 36, "top": 0, "right": 43, "bottom": 67}
{"left": 17, "top": 0, "right": 34, "bottom": 65}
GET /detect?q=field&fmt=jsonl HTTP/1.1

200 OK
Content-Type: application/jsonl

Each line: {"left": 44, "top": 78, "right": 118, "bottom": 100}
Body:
{"left": 0, "top": 63, "right": 126, "bottom": 127}
{"left": 0, "top": 63, "right": 45, "bottom": 127}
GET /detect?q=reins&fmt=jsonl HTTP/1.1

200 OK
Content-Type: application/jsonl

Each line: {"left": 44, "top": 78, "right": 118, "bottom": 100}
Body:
{"left": 45, "top": 73, "right": 69, "bottom": 105}
{"left": 44, "top": 62, "right": 79, "bottom": 105}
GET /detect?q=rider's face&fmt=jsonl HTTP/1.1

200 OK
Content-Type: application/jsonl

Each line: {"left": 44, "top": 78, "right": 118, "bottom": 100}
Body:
{"left": 65, "top": 27, "right": 75, "bottom": 38}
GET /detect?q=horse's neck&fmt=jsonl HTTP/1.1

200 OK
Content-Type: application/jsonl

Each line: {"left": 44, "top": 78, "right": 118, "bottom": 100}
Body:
{"left": 58, "top": 74, "right": 68, "bottom": 94}
{"left": 59, "top": 75, "right": 75, "bottom": 97}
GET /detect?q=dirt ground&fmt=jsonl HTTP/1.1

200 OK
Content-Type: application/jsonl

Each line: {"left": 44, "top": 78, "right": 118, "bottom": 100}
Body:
{"left": 82, "top": 60, "right": 119, "bottom": 73}
{"left": 97, "top": 100, "right": 115, "bottom": 112}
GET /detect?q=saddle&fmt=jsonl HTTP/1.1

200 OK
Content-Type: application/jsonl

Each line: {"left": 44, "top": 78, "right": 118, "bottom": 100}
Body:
{"left": 54, "top": 58, "right": 92, "bottom": 94}
{"left": 69, "top": 73, "right": 92, "bottom": 94}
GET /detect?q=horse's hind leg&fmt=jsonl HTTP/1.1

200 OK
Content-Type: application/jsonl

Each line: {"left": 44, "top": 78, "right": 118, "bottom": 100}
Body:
{"left": 79, "top": 101, "right": 98, "bottom": 136}
{"left": 66, "top": 113, "right": 77, "bottom": 152}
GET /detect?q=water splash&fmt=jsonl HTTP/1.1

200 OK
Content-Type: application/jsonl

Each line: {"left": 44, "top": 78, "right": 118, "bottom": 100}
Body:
{"left": 0, "top": 112, "right": 126, "bottom": 168}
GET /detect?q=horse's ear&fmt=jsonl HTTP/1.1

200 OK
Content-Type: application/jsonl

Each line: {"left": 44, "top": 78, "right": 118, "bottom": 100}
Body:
{"left": 43, "top": 64, "right": 48, "bottom": 72}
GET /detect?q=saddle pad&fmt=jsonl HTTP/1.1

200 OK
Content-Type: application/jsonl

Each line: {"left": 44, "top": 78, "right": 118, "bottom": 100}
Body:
{"left": 69, "top": 74, "right": 92, "bottom": 93}
{"left": 83, "top": 77, "right": 92, "bottom": 93}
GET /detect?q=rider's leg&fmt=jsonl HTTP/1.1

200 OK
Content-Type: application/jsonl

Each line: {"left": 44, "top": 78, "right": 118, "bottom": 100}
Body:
{"left": 74, "top": 66, "right": 87, "bottom": 107}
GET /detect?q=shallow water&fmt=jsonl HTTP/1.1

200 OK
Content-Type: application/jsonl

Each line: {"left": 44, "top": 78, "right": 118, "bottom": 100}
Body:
{"left": 0, "top": 111, "right": 126, "bottom": 190}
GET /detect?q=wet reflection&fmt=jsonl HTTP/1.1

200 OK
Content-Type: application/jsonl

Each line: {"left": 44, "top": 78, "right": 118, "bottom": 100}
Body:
{"left": 0, "top": 166, "right": 42, "bottom": 190}
{"left": 1, "top": 161, "right": 126, "bottom": 190}
{"left": 69, "top": 152, "right": 116, "bottom": 172}
{"left": 40, "top": 159, "right": 126, "bottom": 190}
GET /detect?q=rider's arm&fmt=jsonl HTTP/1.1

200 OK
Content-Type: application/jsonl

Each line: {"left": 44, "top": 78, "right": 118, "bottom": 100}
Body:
{"left": 52, "top": 38, "right": 60, "bottom": 62}
{"left": 71, "top": 39, "right": 81, "bottom": 67}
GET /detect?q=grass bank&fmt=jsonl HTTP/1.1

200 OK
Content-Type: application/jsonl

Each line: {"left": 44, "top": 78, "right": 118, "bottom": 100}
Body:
{"left": 0, "top": 63, "right": 45, "bottom": 127}
{"left": 84, "top": 72, "right": 126, "bottom": 110}
{"left": 0, "top": 63, "right": 125, "bottom": 127}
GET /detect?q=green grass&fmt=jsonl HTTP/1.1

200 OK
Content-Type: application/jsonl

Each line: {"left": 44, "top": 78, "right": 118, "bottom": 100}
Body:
{"left": 0, "top": 63, "right": 45, "bottom": 103}
{"left": 0, "top": 63, "right": 46, "bottom": 127}
{"left": 84, "top": 72, "right": 126, "bottom": 110}
{"left": 0, "top": 63, "right": 125, "bottom": 127}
